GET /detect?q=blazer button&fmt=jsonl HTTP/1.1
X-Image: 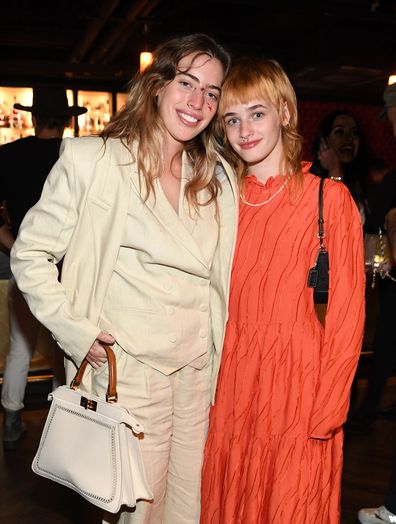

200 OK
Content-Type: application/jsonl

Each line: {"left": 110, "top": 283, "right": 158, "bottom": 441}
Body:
{"left": 163, "top": 282, "right": 172, "bottom": 291}
{"left": 169, "top": 333, "right": 177, "bottom": 343}
{"left": 167, "top": 306, "right": 175, "bottom": 315}
{"left": 199, "top": 304, "right": 208, "bottom": 312}
{"left": 199, "top": 330, "right": 207, "bottom": 339}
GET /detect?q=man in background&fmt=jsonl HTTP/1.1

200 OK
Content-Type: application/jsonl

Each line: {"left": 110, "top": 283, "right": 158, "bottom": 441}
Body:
{"left": 0, "top": 87, "right": 86, "bottom": 450}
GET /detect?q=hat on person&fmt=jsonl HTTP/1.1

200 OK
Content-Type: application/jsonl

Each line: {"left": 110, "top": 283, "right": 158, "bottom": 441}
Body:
{"left": 13, "top": 86, "right": 87, "bottom": 117}
{"left": 379, "top": 83, "right": 396, "bottom": 120}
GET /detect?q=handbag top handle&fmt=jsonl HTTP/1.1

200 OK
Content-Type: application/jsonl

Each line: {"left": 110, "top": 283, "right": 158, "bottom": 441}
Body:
{"left": 70, "top": 344, "right": 118, "bottom": 403}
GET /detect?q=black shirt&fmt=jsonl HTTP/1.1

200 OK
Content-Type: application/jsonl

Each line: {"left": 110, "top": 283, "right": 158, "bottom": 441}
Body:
{"left": 0, "top": 135, "right": 62, "bottom": 237}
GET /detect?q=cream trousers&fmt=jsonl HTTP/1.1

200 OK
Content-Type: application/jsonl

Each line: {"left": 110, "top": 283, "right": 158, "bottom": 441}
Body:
{"left": 92, "top": 343, "right": 211, "bottom": 524}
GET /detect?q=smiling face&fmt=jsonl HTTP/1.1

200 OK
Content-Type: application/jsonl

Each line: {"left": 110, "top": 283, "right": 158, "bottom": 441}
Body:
{"left": 326, "top": 114, "right": 360, "bottom": 164}
{"left": 223, "top": 99, "right": 289, "bottom": 180}
{"left": 156, "top": 52, "right": 224, "bottom": 154}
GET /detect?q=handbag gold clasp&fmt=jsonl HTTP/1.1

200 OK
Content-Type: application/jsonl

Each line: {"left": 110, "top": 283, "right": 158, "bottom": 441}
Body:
{"left": 80, "top": 396, "right": 98, "bottom": 411}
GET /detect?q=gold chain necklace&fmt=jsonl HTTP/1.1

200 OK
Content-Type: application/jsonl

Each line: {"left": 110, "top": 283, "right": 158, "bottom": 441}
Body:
{"left": 240, "top": 180, "right": 287, "bottom": 207}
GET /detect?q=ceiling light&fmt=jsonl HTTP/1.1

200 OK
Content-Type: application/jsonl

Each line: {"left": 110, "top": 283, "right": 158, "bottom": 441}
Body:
{"left": 140, "top": 51, "right": 153, "bottom": 73}
{"left": 388, "top": 75, "right": 396, "bottom": 85}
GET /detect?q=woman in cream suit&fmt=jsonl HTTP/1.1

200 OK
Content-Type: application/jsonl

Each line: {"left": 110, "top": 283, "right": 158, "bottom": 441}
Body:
{"left": 11, "top": 34, "right": 237, "bottom": 524}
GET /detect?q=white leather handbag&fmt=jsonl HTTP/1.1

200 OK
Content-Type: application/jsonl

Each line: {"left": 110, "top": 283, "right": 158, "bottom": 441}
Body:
{"left": 31, "top": 345, "right": 153, "bottom": 513}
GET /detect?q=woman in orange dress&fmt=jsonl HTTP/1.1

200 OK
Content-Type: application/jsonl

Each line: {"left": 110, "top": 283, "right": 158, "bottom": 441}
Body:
{"left": 200, "top": 58, "right": 365, "bottom": 524}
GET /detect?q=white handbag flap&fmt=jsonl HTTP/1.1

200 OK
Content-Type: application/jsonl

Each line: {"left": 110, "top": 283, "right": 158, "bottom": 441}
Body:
{"left": 49, "top": 386, "right": 144, "bottom": 434}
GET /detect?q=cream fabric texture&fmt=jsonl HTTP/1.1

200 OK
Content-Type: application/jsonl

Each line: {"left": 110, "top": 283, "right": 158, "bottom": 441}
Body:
{"left": 11, "top": 137, "right": 238, "bottom": 400}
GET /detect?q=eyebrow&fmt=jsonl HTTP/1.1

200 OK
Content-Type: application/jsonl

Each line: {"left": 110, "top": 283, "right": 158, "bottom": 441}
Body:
{"left": 223, "top": 103, "right": 267, "bottom": 117}
{"left": 332, "top": 124, "right": 358, "bottom": 130}
{"left": 248, "top": 104, "right": 267, "bottom": 110}
{"left": 176, "top": 70, "right": 221, "bottom": 93}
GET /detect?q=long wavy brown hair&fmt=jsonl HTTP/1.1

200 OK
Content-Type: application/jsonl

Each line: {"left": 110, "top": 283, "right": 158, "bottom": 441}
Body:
{"left": 214, "top": 57, "right": 303, "bottom": 196}
{"left": 101, "top": 33, "right": 230, "bottom": 210}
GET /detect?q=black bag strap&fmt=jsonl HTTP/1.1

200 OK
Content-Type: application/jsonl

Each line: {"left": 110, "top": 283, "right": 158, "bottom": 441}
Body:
{"left": 318, "top": 177, "right": 326, "bottom": 252}
{"left": 307, "top": 177, "right": 329, "bottom": 305}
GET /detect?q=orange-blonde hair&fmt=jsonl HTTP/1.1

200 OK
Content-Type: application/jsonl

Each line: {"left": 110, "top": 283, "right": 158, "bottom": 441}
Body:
{"left": 214, "top": 57, "right": 303, "bottom": 194}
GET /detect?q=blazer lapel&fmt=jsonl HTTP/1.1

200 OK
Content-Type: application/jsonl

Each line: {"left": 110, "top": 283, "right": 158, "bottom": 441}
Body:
{"left": 129, "top": 150, "right": 213, "bottom": 268}
{"left": 84, "top": 140, "right": 134, "bottom": 321}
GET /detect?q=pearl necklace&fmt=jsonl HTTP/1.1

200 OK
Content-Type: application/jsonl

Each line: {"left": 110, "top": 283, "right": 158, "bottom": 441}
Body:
{"left": 329, "top": 176, "right": 342, "bottom": 181}
{"left": 240, "top": 180, "right": 287, "bottom": 207}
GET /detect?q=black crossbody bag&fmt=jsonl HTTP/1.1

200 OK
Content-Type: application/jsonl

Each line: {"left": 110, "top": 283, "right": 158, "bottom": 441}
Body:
{"left": 307, "top": 178, "right": 329, "bottom": 304}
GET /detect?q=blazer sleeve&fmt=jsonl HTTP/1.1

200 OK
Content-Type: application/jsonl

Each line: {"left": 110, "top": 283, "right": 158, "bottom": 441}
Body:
{"left": 309, "top": 182, "right": 366, "bottom": 439}
{"left": 10, "top": 138, "right": 101, "bottom": 366}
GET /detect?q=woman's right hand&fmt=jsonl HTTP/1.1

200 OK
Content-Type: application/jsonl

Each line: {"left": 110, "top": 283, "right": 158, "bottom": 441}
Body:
{"left": 85, "top": 331, "right": 115, "bottom": 368}
{"left": 318, "top": 138, "right": 342, "bottom": 176}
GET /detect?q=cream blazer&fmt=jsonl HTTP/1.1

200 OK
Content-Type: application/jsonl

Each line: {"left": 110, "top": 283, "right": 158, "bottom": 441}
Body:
{"left": 11, "top": 136, "right": 238, "bottom": 401}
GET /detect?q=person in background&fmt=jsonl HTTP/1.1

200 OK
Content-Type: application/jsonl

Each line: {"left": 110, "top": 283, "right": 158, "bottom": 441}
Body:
{"left": 11, "top": 34, "right": 237, "bottom": 524}
{"left": 348, "top": 85, "right": 396, "bottom": 435}
{"left": 200, "top": 57, "right": 365, "bottom": 524}
{"left": 358, "top": 83, "right": 396, "bottom": 524}
{"left": 0, "top": 87, "right": 86, "bottom": 450}
{"left": 311, "top": 109, "right": 369, "bottom": 223}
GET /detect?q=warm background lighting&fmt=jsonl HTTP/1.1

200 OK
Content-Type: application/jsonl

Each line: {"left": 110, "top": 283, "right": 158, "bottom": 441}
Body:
{"left": 140, "top": 52, "right": 153, "bottom": 73}
{"left": 388, "top": 75, "right": 396, "bottom": 85}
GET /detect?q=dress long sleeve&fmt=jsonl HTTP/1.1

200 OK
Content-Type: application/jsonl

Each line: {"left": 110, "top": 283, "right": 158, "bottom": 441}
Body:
{"left": 309, "top": 182, "right": 365, "bottom": 439}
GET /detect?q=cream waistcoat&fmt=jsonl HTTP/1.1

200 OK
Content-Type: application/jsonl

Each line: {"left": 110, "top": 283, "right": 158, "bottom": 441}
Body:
{"left": 100, "top": 168, "right": 219, "bottom": 374}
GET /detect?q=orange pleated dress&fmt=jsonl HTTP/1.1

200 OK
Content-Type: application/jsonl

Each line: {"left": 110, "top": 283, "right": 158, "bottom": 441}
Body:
{"left": 201, "top": 167, "right": 366, "bottom": 524}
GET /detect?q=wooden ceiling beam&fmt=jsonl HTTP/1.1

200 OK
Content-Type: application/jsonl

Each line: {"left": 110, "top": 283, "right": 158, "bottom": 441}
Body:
{"left": 102, "top": 0, "right": 162, "bottom": 64}
{"left": 69, "top": 0, "right": 121, "bottom": 64}
{"left": 0, "top": 30, "right": 71, "bottom": 50}
{"left": 0, "top": 58, "right": 132, "bottom": 83}
{"left": 89, "top": 0, "right": 159, "bottom": 64}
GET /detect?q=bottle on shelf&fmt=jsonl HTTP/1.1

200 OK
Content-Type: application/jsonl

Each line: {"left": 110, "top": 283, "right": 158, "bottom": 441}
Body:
{"left": 0, "top": 100, "right": 10, "bottom": 128}
{"left": 10, "top": 96, "right": 22, "bottom": 129}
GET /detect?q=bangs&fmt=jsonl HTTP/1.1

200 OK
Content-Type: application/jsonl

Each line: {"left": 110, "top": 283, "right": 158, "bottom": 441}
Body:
{"left": 219, "top": 66, "right": 275, "bottom": 117}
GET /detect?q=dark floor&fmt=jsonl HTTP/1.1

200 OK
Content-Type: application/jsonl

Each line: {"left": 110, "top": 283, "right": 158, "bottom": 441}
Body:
{"left": 342, "top": 403, "right": 396, "bottom": 523}
{"left": 1, "top": 377, "right": 396, "bottom": 524}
